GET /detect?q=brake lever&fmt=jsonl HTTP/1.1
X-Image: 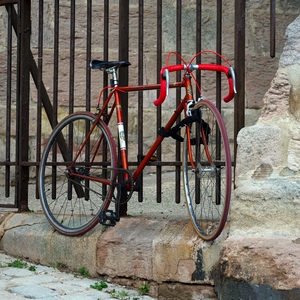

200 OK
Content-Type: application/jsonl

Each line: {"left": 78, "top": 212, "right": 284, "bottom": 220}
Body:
{"left": 162, "top": 69, "right": 170, "bottom": 96}
{"left": 230, "top": 66, "right": 237, "bottom": 94}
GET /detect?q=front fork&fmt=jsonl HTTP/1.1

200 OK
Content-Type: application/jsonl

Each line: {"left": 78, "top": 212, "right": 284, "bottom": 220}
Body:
{"left": 184, "top": 74, "right": 198, "bottom": 170}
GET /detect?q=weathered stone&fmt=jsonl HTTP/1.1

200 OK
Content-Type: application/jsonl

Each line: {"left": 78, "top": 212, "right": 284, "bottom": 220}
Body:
{"left": 279, "top": 15, "right": 300, "bottom": 67}
{"left": 288, "top": 138, "right": 300, "bottom": 171}
{"left": 2, "top": 1, "right": 299, "bottom": 111}
{"left": 97, "top": 218, "right": 163, "bottom": 280}
{"left": 158, "top": 282, "right": 217, "bottom": 300}
{"left": 259, "top": 71, "right": 291, "bottom": 120}
{"left": 224, "top": 15, "right": 300, "bottom": 298}
{"left": 214, "top": 236, "right": 300, "bottom": 299}
{"left": 0, "top": 213, "right": 103, "bottom": 277}
{"left": 0, "top": 2, "right": 299, "bottom": 187}
{"left": 230, "top": 178, "right": 300, "bottom": 237}
{"left": 96, "top": 217, "right": 228, "bottom": 284}
{"left": 233, "top": 14, "right": 300, "bottom": 232}
{"left": 235, "top": 124, "right": 282, "bottom": 185}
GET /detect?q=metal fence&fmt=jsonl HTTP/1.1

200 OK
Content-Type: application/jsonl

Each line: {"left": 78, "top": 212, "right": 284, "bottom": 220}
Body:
{"left": 0, "top": 0, "right": 276, "bottom": 211}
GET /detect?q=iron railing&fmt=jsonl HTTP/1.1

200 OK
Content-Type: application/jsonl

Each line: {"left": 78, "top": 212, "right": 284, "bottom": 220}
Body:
{"left": 0, "top": 0, "right": 277, "bottom": 211}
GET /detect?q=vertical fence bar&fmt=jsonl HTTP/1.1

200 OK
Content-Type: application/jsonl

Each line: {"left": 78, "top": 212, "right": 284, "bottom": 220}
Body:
{"left": 216, "top": 0, "right": 222, "bottom": 111}
{"left": 69, "top": 0, "right": 75, "bottom": 114}
{"left": 137, "top": 0, "right": 144, "bottom": 202}
{"left": 270, "top": 0, "right": 276, "bottom": 58}
{"left": 196, "top": 0, "right": 202, "bottom": 100}
{"left": 175, "top": 0, "right": 182, "bottom": 203}
{"left": 68, "top": 1, "right": 76, "bottom": 201}
{"left": 5, "top": 4, "right": 12, "bottom": 198}
{"left": 156, "top": 0, "right": 162, "bottom": 203}
{"left": 234, "top": 0, "right": 245, "bottom": 175}
{"left": 119, "top": 0, "right": 129, "bottom": 214}
{"left": 103, "top": 0, "right": 109, "bottom": 93}
{"left": 51, "top": 0, "right": 59, "bottom": 200}
{"left": 86, "top": 0, "right": 92, "bottom": 111}
{"left": 16, "top": 0, "right": 31, "bottom": 211}
{"left": 53, "top": 0, "right": 59, "bottom": 126}
{"left": 35, "top": 0, "right": 43, "bottom": 198}
{"left": 100, "top": 0, "right": 109, "bottom": 206}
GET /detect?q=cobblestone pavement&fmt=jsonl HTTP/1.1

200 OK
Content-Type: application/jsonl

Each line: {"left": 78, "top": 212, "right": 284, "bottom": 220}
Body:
{"left": 0, "top": 252, "right": 156, "bottom": 300}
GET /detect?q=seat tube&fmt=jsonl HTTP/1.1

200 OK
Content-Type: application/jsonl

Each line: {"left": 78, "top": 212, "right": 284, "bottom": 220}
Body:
{"left": 114, "top": 90, "right": 128, "bottom": 170}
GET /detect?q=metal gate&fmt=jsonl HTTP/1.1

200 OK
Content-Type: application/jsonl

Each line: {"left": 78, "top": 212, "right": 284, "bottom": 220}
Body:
{"left": 0, "top": 0, "right": 276, "bottom": 211}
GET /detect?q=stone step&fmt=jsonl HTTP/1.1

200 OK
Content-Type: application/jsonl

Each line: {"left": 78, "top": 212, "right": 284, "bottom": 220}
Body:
{"left": 0, "top": 212, "right": 226, "bottom": 299}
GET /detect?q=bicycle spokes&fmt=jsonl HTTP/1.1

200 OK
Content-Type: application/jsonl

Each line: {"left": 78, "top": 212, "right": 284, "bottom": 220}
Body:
{"left": 39, "top": 112, "right": 117, "bottom": 236}
{"left": 182, "top": 100, "right": 231, "bottom": 241}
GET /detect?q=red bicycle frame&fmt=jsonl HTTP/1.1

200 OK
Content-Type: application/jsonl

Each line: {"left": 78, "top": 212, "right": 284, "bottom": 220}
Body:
{"left": 96, "top": 76, "right": 196, "bottom": 186}
{"left": 67, "top": 60, "right": 235, "bottom": 190}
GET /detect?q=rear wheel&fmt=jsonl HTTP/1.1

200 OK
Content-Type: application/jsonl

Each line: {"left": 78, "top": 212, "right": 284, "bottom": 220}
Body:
{"left": 39, "top": 112, "right": 117, "bottom": 236}
{"left": 182, "top": 100, "right": 231, "bottom": 241}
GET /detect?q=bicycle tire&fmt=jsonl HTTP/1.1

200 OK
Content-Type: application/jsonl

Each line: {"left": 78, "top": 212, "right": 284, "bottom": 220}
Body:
{"left": 39, "top": 111, "right": 117, "bottom": 236}
{"left": 182, "top": 99, "right": 231, "bottom": 241}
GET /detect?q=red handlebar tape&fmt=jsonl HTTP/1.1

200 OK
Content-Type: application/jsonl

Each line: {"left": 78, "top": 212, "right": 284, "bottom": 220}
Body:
{"left": 154, "top": 64, "right": 235, "bottom": 106}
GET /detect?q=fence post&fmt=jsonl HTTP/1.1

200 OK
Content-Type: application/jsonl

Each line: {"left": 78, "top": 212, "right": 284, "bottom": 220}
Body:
{"left": 118, "top": 0, "right": 129, "bottom": 216}
{"left": 234, "top": 0, "right": 245, "bottom": 177}
{"left": 270, "top": 0, "right": 276, "bottom": 58}
{"left": 16, "top": 0, "right": 31, "bottom": 211}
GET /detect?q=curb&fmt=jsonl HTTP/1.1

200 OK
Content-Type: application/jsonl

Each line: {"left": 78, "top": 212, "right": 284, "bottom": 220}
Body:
{"left": 0, "top": 213, "right": 227, "bottom": 282}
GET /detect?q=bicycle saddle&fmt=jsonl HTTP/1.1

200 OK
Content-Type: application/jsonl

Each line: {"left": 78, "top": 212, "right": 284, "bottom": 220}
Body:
{"left": 90, "top": 60, "right": 131, "bottom": 70}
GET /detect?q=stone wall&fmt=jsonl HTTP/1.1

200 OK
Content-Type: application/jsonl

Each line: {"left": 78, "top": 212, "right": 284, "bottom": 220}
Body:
{"left": 233, "top": 14, "right": 300, "bottom": 237}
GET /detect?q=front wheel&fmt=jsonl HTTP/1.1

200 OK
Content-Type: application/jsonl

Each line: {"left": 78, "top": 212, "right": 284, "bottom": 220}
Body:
{"left": 38, "top": 111, "right": 117, "bottom": 236}
{"left": 182, "top": 100, "right": 231, "bottom": 241}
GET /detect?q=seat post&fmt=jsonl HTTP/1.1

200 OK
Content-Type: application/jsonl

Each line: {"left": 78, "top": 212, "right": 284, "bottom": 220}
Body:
{"left": 107, "top": 68, "right": 119, "bottom": 87}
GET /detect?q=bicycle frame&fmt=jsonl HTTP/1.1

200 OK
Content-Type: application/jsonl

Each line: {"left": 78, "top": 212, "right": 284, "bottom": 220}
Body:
{"left": 66, "top": 58, "right": 234, "bottom": 192}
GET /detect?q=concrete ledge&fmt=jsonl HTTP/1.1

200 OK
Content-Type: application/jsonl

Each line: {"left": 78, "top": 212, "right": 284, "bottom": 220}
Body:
{"left": 97, "top": 218, "right": 200, "bottom": 283}
{"left": 0, "top": 212, "right": 104, "bottom": 276}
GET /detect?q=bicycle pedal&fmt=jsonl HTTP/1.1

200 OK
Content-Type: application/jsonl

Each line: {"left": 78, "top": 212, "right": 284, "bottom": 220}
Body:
{"left": 98, "top": 210, "right": 119, "bottom": 227}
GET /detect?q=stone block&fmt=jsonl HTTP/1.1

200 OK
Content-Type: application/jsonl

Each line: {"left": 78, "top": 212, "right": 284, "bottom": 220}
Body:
{"left": 235, "top": 124, "right": 283, "bottom": 184}
{"left": 230, "top": 177, "right": 300, "bottom": 237}
{"left": 214, "top": 236, "right": 300, "bottom": 299}
{"left": 96, "top": 218, "right": 166, "bottom": 280}
{"left": 152, "top": 220, "right": 199, "bottom": 283}
{"left": 96, "top": 217, "right": 229, "bottom": 284}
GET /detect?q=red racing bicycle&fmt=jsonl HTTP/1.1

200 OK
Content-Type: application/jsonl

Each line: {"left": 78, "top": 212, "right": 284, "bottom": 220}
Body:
{"left": 38, "top": 51, "right": 236, "bottom": 241}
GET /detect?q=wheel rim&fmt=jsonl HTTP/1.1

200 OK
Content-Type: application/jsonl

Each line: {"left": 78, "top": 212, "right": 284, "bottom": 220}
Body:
{"left": 39, "top": 112, "right": 117, "bottom": 236}
{"left": 182, "top": 100, "right": 231, "bottom": 241}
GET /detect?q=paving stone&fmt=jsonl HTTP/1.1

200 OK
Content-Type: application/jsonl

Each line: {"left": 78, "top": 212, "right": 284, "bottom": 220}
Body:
{"left": 9, "top": 284, "right": 59, "bottom": 298}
